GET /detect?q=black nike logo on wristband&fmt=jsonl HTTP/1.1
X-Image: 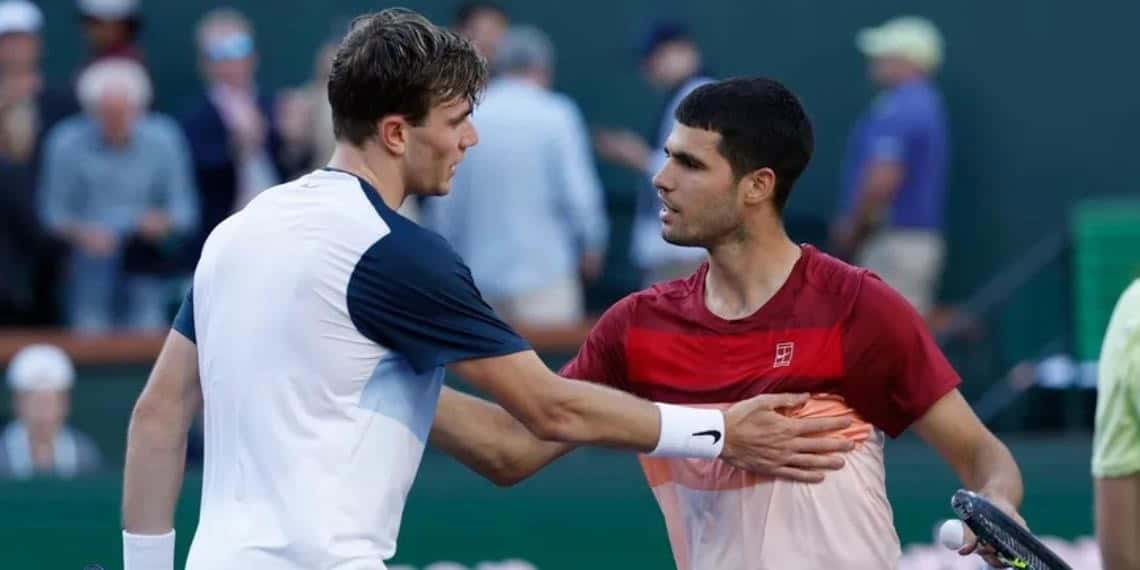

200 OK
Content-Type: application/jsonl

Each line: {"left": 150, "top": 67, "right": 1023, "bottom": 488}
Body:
{"left": 691, "top": 429, "right": 722, "bottom": 444}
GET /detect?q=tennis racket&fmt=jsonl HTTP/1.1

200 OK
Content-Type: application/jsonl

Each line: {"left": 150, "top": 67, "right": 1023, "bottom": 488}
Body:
{"left": 948, "top": 489, "right": 1071, "bottom": 570}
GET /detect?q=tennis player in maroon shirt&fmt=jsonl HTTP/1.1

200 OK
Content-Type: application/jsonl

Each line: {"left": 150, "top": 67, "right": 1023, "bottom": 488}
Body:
{"left": 430, "top": 77, "right": 1026, "bottom": 569}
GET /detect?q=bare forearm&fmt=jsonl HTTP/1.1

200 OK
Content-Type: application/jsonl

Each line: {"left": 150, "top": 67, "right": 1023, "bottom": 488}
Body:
{"left": 450, "top": 352, "right": 663, "bottom": 452}
{"left": 850, "top": 162, "right": 902, "bottom": 230}
{"left": 1096, "top": 475, "right": 1140, "bottom": 570}
{"left": 963, "top": 434, "right": 1023, "bottom": 506}
{"left": 525, "top": 375, "right": 662, "bottom": 449}
{"left": 122, "top": 407, "right": 191, "bottom": 533}
{"left": 430, "top": 387, "right": 573, "bottom": 485}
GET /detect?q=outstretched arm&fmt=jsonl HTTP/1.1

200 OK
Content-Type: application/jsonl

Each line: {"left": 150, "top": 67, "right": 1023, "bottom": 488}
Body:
{"left": 432, "top": 375, "right": 855, "bottom": 486}
{"left": 913, "top": 389, "right": 1024, "bottom": 568}
{"left": 122, "top": 329, "right": 201, "bottom": 568}
{"left": 430, "top": 386, "right": 575, "bottom": 486}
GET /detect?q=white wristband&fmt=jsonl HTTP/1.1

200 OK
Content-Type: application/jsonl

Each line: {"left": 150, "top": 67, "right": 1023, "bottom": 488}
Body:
{"left": 123, "top": 529, "right": 175, "bottom": 570}
{"left": 649, "top": 403, "right": 725, "bottom": 459}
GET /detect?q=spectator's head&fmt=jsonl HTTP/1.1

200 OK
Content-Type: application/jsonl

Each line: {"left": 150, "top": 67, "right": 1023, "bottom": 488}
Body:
{"left": 7, "top": 345, "right": 75, "bottom": 440}
{"left": 652, "top": 77, "right": 814, "bottom": 247}
{"left": 494, "top": 26, "right": 554, "bottom": 88}
{"left": 856, "top": 16, "right": 943, "bottom": 88}
{"left": 637, "top": 21, "right": 701, "bottom": 90}
{"left": 328, "top": 8, "right": 485, "bottom": 197}
{"left": 0, "top": 1, "right": 44, "bottom": 105}
{"left": 77, "top": 0, "right": 140, "bottom": 56}
{"left": 453, "top": 1, "right": 508, "bottom": 60}
{"left": 77, "top": 58, "right": 151, "bottom": 146}
{"left": 196, "top": 8, "right": 257, "bottom": 90}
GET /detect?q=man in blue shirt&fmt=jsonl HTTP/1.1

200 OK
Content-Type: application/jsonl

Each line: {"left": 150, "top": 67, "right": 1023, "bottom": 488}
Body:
{"left": 39, "top": 58, "right": 197, "bottom": 331}
{"left": 832, "top": 16, "right": 948, "bottom": 317}
{"left": 428, "top": 26, "right": 608, "bottom": 327}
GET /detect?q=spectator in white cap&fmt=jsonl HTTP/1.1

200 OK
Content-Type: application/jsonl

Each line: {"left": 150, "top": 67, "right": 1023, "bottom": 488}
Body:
{"left": 38, "top": 58, "right": 198, "bottom": 331}
{"left": 77, "top": 0, "right": 143, "bottom": 69}
{"left": 832, "top": 16, "right": 949, "bottom": 319}
{"left": 0, "top": 344, "right": 102, "bottom": 479}
{"left": 0, "top": 0, "right": 78, "bottom": 327}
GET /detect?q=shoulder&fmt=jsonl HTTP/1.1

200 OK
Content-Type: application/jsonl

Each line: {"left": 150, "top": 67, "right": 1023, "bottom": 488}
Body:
{"left": 1103, "top": 280, "right": 1140, "bottom": 366}
{"left": 800, "top": 246, "right": 869, "bottom": 301}
{"left": 44, "top": 115, "right": 90, "bottom": 149}
{"left": 138, "top": 114, "right": 189, "bottom": 146}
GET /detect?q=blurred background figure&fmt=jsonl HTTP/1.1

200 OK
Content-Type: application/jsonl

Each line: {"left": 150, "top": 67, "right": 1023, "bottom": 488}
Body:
{"left": 427, "top": 25, "right": 608, "bottom": 327}
{"left": 38, "top": 58, "right": 197, "bottom": 332}
{"left": 595, "top": 21, "right": 712, "bottom": 285}
{"left": 0, "top": 0, "right": 75, "bottom": 326}
{"left": 1092, "top": 278, "right": 1140, "bottom": 570}
{"left": 76, "top": 0, "right": 144, "bottom": 70}
{"left": 831, "top": 16, "right": 948, "bottom": 319}
{"left": 178, "top": 8, "right": 308, "bottom": 268}
{"left": 452, "top": 1, "right": 509, "bottom": 62}
{"left": 1, "top": 344, "right": 102, "bottom": 479}
{"left": 282, "top": 30, "right": 340, "bottom": 173}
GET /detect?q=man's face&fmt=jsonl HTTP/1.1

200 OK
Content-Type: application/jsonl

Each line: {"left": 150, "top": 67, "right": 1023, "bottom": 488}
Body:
{"left": 94, "top": 89, "right": 140, "bottom": 146}
{"left": 641, "top": 41, "right": 697, "bottom": 89}
{"left": 14, "top": 389, "right": 69, "bottom": 436}
{"left": 402, "top": 97, "right": 478, "bottom": 196}
{"left": 202, "top": 25, "right": 257, "bottom": 90}
{"left": 0, "top": 32, "right": 43, "bottom": 103}
{"left": 652, "top": 123, "right": 744, "bottom": 247}
{"left": 460, "top": 11, "right": 507, "bottom": 60}
{"left": 869, "top": 55, "right": 918, "bottom": 88}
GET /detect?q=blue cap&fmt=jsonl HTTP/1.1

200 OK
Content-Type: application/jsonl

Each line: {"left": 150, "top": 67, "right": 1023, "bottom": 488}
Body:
{"left": 635, "top": 20, "right": 689, "bottom": 62}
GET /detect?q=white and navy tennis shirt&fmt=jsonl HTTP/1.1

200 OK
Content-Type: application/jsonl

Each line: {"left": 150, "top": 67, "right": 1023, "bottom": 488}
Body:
{"left": 172, "top": 168, "right": 529, "bottom": 569}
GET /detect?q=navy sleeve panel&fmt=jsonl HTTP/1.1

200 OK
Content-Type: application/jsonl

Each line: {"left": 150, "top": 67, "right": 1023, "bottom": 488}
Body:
{"left": 346, "top": 226, "right": 530, "bottom": 374}
{"left": 172, "top": 288, "right": 195, "bottom": 343}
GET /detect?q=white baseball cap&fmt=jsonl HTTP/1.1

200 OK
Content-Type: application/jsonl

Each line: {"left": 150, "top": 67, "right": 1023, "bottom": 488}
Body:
{"left": 0, "top": 0, "right": 42, "bottom": 36}
{"left": 77, "top": 0, "right": 138, "bottom": 20}
{"left": 6, "top": 344, "right": 75, "bottom": 392}
{"left": 856, "top": 16, "right": 944, "bottom": 71}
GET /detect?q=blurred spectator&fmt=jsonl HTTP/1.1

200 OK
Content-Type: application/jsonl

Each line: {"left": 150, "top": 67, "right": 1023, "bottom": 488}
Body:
{"left": 77, "top": 0, "right": 144, "bottom": 69}
{"left": 1092, "top": 279, "right": 1140, "bottom": 570}
{"left": 1, "top": 345, "right": 102, "bottom": 479}
{"left": 178, "top": 8, "right": 308, "bottom": 266}
{"left": 38, "top": 58, "right": 197, "bottom": 332}
{"left": 831, "top": 16, "right": 948, "bottom": 317}
{"left": 427, "top": 26, "right": 608, "bottom": 327}
{"left": 284, "top": 35, "right": 339, "bottom": 172}
{"left": 595, "top": 21, "right": 712, "bottom": 285}
{"left": 0, "top": 0, "right": 76, "bottom": 325}
{"left": 452, "top": 1, "right": 508, "bottom": 61}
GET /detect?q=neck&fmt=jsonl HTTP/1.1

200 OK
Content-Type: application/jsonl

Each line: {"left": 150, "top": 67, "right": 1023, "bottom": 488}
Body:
{"left": 326, "top": 143, "right": 408, "bottom": 210}
{"left": 704, "top": 214, "right": 801, "bottom": 320}
{"left": 25, "top": 424, "right": 55, "bottom": 448}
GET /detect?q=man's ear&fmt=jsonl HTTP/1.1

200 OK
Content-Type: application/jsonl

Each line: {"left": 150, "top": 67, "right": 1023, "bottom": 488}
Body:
{"left": 378, "top": 115, "right": 408, "bottom": 156}
{"left": 740, "top": 167, "right": 777, "bottom": 206}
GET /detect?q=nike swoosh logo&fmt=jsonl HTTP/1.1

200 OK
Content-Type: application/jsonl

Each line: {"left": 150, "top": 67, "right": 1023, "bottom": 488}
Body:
{"left": 692, "top": 429, "right": 722, "bottom": 444}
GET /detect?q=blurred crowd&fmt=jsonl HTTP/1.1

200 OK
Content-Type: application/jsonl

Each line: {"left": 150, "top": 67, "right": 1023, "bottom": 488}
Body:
{"left": 0, "top": 0, "right": 953, "bottom": 337}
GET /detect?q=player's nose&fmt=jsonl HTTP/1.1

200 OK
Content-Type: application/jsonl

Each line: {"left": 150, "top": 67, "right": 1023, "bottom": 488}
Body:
{"left": 459, "top": 123, "right": 478, "bottom": 150}
{"left": 652, "top": 167, "right": 673, "bottom": 194}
